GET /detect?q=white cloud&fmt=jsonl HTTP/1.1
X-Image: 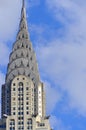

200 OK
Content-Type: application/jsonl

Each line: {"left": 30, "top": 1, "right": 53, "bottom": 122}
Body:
{"left": 35, "top": 0, "right": 86, "bottom": 116}
{"left": 37, "top": 35, "right": 86, "bottom": 116}
{"left": 44, "top": 81, "right": 61, "bottom": 114}
{"left": 0, "top": 0, "right": 40, "bottom": 42}
{"left": 46, "top": 0, "right": 86, "bottom": 41}
{"left": 50, "top": 115, "right": 71, "bottom": 130}
{"left": 0, "top": 0, "right": 22, "bottom": 41}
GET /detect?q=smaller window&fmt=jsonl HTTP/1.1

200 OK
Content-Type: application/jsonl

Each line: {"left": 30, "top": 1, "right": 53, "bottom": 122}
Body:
{"left": 26, "top": 87, "right": 29, "bottom": 90}
{"left": 22, "top": 34, "right": 24, "bottom": 38}
{"left": 23, "top": 78, "right": 25, "bottom": 80}
{"left": 13, "top": 83, "right": 15, "bottom": 86}
{"left": 18, "top": 122, "right": 21, "bottom": 125}
{"left": 28, "top": 74, "right": 30, "bottom": 77}
{"left": 27, "top": 64, "right": 29, "bottom": 67}
{"left": 22, "top": 44, "right": 24, "bottom": 48}
{"left": 18, "top": 112, "right": 23, "bottom": 115}
{"left": 13, "top": 98, "right": 15, "bottom": 101}
{"left": 26, "top": 102, "right": 29, "bottom": 105}
{"left": 19, "top": 82, "right": 23, "bottom": 86}
{"left": 13, "top": 112, "right": 15, "bottom": 115}
{"left": 27, "top": 111, "right": 29, "bottom": 115}
{"left": 26, "top": 107, "right": 29, "bottom": 110}
{"left": 21, "top": 122, "right": 23, "bottom": 125}
{"left": 18, "top": 107, "right": 20, "bottom": 110}
{"left": 13, "top": 88, "right": 15, "bottom": 91}
{"left": 32, "top": 78, "right": 34, "bottom": 81}
{"left": 30, "top": 57, "right": 32, "bottom": 61}
{"left": 21, "top": 107, "right": 23, "bottom": 110}
{"left": 13, "top": 107, "right": 16, "bottom": 110}
{"left": 26, "top": 97, "right": 29, "bottom": 100}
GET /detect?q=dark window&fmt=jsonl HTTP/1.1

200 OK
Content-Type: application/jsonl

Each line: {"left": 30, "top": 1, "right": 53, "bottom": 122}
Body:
{"left": 13, "top": 83, "right": 15, "bottom": 86}
{"left": 30, "top": 57, "right": 32, "bottom": 61}
{"left": 13, "top": 107, "right": 15, "bottom": 110}
{"left": 26, "top": 97, "right": 29, "bottom": 100}
{"left": 13, "top": 112, "right": 15, "bottom": 115}
{"left": 27, "top": 111, "right": 29, "bottom": 114}
{"left": 13, "top": 88, "right": 15, "bottom": 91}
{"left": 26, "top": 107, "right": 29, "bottom": 110}
{"left": 23, "top": 78, "right": 25, "bottom": 80}
{"left": 26, "top": 102, "right": 29, "bottom": 105}
{"left": 27, "top": 64, "right": 29, "bottom": 67}
{"left": 26, "top": 87, "right": 29, "bottom": 90}
{"left": 22, "top": 34, "right": 24, "bottom": 38}
{"left": 19, "top": 82, "right": 23, "bottom": 87}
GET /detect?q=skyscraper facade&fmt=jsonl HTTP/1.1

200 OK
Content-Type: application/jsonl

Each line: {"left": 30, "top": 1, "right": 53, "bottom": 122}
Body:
{"left": 0, "top": 0, "right": 51, "bottom": 130}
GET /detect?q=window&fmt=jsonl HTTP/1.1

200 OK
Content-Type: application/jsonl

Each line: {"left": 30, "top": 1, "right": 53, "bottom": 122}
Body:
{"left": 10, "top": 127, "right": 12, "bottom": 130}
{"left": 13, "top": 83, "right": 15, "bottom": 86}
{"left": 13, "top": 88, "right": 15, "bottom": 91}
{"left": 23, "top": 78, "right": 25, "bottom": 80}
{"left": 18, "top": 97, "right": 23, "bottom": 101}
{"left": 18, "top": 112, "right": 23, "bottom": 115}
{"left": 26, "top": 45, "right": 28, "bottom": 48}
{"left": 18, "top": 117, "right": 23, "bottom": 120}
{"left": 21, "top": 107, "right": 23, "bottom": 110}
{"left": 19, "top": 82, "right": 23, "bottom": 87}
{"left": 27, "top": 64, "right": 29, "bottom": 67}
{"left": 26, "top": 87, "right": 29, "bottom": 90}
{"left": 22, "top": 34, "right": 24, "bottom": 38}
{"left": 26, "top": 97, "right": 29, "bottom": 100}
{"left": 13, "top": 98, "right": 15, "bottom": 101}
{"left": 28, "top": 74, "right": 30, "bottom": 77}
{"left": 32, "top": 78, "right": 34, "bottom": 81}
{"left": 26, "top": 102, "right": 29, "bottom": 105}
{"left": 13, "top": 112, "right": 15, "bottom": 115}
{"left": 26, "top": 107, "right": 29, "bottom": 110}
{"left": 18, "top": 88, "right": 23, "bottom": 91}
{"left": 13, "top": 107, "right": 15, "bottom": 110}
{"left": 21, "top": 122, "right": 23, "bottom": 125}
{"left": 27, "top": 111, "right": 29, "bottom": 114}
{"left": 30, "top": 57, "right": 32, "bottom": 61}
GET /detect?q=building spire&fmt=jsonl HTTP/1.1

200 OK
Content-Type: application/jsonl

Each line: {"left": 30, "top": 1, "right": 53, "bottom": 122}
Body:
{"left": 21, "top": 0, "right": 26, "bottom": 18}
{"left": 22, "top": 0, "right": 25, "bottom": 8}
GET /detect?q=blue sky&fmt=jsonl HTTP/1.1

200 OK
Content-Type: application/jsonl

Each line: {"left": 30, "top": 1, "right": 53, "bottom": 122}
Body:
{"left": 0, "top": 0, "right": 86, "bottom": 129}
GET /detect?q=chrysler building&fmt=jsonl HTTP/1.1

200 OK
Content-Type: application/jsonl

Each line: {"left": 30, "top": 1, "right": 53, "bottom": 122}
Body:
{"left": 0, "top": 0, "right": 51, "bottom": 130}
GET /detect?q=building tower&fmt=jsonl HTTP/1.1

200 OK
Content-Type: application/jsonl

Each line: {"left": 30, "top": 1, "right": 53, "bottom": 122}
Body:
{"left": 0, "top": 0, "right": 51, "bottom": 130}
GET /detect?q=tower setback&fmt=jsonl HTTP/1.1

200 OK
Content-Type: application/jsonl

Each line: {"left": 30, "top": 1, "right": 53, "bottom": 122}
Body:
{"left": 0, "top": 1, "right": 51, "bottom": 130}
